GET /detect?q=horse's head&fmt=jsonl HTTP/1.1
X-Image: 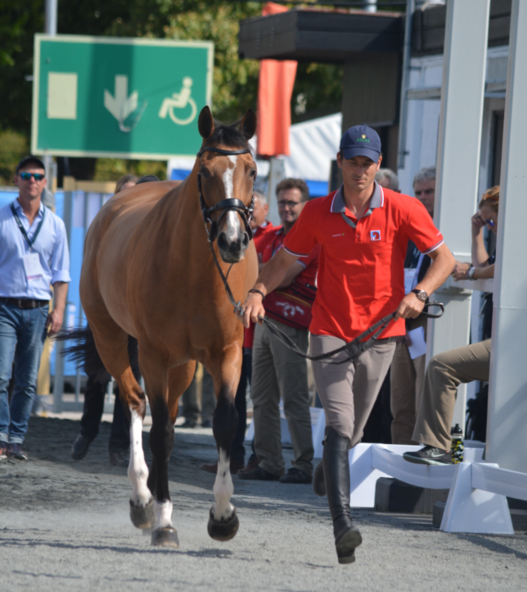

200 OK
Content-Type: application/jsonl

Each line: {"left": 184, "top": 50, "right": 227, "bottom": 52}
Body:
{"left": 198, "top": 106, "right": 257, "bottom": 264}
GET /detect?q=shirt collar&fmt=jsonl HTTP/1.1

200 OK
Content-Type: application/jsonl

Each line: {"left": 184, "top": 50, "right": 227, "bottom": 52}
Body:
{"left": 330, "top": 181, "right": 384, "bottom": 214}
{"left": 13, "top": 198, "right": 45, "bottom": 217}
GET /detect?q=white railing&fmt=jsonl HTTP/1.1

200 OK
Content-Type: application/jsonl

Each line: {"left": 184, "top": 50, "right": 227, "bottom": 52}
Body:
{"left": 312, "top": 410, "right": 526, "bottom": 534}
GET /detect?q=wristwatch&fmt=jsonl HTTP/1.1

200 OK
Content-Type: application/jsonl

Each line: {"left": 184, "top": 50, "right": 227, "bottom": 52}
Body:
{"left": 411, "top": 288, "right": 428, "bottom": 303}
{"left": 467, "top": 266, "right": 477, "bottom": 280}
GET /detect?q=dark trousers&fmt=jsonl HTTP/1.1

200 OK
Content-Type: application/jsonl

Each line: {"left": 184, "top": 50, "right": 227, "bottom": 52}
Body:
{"left": 231, "top": 349, "right": 252, "bottom": 463}
{"left": 80, "top": 374, "right": 130, "bottom": 452}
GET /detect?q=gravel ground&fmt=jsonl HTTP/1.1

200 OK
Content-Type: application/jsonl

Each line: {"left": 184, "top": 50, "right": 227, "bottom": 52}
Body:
{"left": 1, "top": 416, "right": 526, "bottom": 592}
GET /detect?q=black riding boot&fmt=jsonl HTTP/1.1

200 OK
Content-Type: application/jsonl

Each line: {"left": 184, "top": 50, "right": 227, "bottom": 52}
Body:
{"left": 323, "top": 427, "right": 362, "bottom": 564}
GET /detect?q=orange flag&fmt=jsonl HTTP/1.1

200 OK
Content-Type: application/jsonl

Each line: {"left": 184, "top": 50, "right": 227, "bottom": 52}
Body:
{"left": 256, "top": 3, "right": 298, "bottom": 157}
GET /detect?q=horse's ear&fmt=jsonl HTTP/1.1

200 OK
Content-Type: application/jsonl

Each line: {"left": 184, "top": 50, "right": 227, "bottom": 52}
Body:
{"left": 240, "top": 109, "right": 257, "bottom": 140}
{"left": 198, "top": 106, "right": 215, "bottom": 139}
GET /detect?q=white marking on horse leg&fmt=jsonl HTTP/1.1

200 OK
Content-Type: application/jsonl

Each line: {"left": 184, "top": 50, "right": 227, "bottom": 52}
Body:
{"left": 154, "top": 500, "right": 173, "bottom": 529}
{"left": 128, "top": 409, "right": 152, "bottom": 507}
{"left": 212, "top": 448, "right": 234, "bottom": 522}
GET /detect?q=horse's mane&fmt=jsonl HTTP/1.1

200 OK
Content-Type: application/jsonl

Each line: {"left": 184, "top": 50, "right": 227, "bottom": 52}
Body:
{"left": 204, "top": 119, "right": 250, "bottom": 149}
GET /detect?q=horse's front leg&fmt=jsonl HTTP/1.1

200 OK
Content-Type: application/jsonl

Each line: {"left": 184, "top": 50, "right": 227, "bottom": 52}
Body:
{"left": 207, "top": 346, "right": 241, "bottom": 541}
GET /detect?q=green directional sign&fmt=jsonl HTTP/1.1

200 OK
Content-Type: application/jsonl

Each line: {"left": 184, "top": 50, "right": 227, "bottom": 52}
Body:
{"left": 32, "top": 35, "right": 214, "bottom": 159}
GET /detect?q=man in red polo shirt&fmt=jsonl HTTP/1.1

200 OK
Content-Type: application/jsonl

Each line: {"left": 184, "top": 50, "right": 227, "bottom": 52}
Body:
{"left": 239, "top": 125, "right": 454, "bottom": 564}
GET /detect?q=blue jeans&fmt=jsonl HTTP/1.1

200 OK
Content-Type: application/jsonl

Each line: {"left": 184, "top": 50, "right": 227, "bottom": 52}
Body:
{"left": 0, "top": 302, "right": 49, "bottom": 444}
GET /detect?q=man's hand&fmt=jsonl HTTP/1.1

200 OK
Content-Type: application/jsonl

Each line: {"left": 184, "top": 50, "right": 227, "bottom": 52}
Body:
{"left": 46, "top": 308, "right": 64, "bottom": 336}
{"left": 395, "top": 292, "right": 425, "bottom": 321}
{"left": 239, "top": 291, "right": 266, "bottom": 328}
{"left": 452, "top": 260, "right": 471, "bottom": 281}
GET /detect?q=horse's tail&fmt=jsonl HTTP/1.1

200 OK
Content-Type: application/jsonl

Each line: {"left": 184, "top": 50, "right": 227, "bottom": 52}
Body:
{"left": 57, "top": 325, "right": 141, "bottom": 382}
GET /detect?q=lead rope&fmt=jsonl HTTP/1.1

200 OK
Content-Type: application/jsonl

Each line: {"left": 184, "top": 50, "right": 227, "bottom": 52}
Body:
{"left": 206, "top": 238, "right": 444, "bottom": 365}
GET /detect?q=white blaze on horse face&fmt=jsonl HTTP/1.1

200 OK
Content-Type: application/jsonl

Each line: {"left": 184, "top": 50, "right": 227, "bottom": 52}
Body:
{"left": 222, "top": 155, "right": 241, "bottom": 240}
{"left": 128, "top": 409, "right": 152, "bottom": 507}
{"left": 212, "top": 448, "right": 235, "bottom": 522}
{"left": 154, "top": 500, "right": 173, "bottom": 529}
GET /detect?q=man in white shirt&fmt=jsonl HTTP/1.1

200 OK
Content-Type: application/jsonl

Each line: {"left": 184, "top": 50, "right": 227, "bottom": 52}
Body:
{"left": 0, "top": 156, "right": 70, "bottom": 460}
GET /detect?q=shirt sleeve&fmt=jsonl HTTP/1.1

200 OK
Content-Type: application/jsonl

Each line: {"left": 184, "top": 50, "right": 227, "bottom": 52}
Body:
{"left": 283, "top": 201, "right": 319, "bottom": 258}
{"left": 50, "top": 218, "right": 71, "bottom": 284}
{"left": 405, "top": 199, "right": 444, "bottom": 255}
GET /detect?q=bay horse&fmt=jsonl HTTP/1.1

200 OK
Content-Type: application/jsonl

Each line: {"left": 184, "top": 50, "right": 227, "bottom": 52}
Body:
{"left": 79, "top": 106, "right": 258, "bottom": 547}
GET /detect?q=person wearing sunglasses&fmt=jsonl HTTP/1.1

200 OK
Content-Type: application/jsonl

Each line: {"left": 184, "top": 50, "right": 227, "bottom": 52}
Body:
{"left": 0, "top": 156, "right": 70, "bottom": 461}
{"left": 404, "top": 187, "right": 499, "bottom": 467}
{"left": 452, "top": 185, "right": 499, "bottom": 284}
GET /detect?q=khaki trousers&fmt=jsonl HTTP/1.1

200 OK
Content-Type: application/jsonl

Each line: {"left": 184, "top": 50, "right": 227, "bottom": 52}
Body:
{"left": 390, "top": 316, "right": 427, "bottom": 444}
{"left": 252, "top": 320, "right": 314, "bottom": 477}
{"left": 311, "top": 334, "right": 395, "bottom": 447}
{"left": 413, "top": 339, "right": 491, "bottom": 451}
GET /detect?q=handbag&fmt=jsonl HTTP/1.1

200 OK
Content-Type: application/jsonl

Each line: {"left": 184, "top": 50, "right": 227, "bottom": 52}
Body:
{"left": 264, "top": 282, "right": 317, "bottom": 330}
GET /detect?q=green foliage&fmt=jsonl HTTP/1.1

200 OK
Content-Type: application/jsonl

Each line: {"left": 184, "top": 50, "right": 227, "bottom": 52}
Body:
{"left": 93, "top": 158, "right": 167, "bottom": 181}
{"left": 0, "top": 129, "right": 29, "bottom": 186}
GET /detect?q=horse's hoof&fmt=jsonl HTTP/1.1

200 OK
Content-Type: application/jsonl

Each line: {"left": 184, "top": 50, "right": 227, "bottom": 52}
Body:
{"left": 129, "top": 498, "right": 155, "bottom": 529}
{"left": 151, "top": 527, "right": 179, "bottom": 548}
{"left": 207, "top": 507, "right": 239, "bottom": 542}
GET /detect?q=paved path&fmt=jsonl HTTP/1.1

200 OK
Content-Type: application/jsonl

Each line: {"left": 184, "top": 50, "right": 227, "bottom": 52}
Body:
{"left": 1, "top": 416, "right": 526, "bottom": 591}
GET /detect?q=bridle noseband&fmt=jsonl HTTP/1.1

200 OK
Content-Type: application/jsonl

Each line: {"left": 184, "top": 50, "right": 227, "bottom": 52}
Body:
{"left": 197, "top": 146, "right": 255, "bottom": 243}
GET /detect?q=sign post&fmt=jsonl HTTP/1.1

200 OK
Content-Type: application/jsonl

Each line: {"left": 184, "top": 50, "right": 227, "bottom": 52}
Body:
{"left": 32, "top": 35, "right": 214, "bottom": 159}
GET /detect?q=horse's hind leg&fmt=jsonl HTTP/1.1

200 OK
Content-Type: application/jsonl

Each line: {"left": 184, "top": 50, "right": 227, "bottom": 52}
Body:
{"left": 207, "top": 344, "right": 242, "bottom": 542}
{"left": 88, "top": 320, "right": 154, "bottom": 530}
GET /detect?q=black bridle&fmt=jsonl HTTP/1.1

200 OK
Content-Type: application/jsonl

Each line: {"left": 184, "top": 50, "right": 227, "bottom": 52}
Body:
{"left": 197, "top": 146, "right": 255, "bottom": 243}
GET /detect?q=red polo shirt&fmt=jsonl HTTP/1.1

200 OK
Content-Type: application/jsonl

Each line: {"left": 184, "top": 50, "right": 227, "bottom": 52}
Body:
{"left": 283, "top": 183, "right": 444, "bottom": 342}
{"left": 253, "top": 220, "right": 276, "bottom": 252}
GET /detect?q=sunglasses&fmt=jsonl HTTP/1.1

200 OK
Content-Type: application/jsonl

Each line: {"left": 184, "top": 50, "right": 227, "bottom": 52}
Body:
{"left": 415, "top": 188, "right": 434, "bottom": 197}
{"left": 278, "top": 200, "right": 302, "bottom": 208}
{"left": 19, "top": 172, "right": 45, "bottom": 181}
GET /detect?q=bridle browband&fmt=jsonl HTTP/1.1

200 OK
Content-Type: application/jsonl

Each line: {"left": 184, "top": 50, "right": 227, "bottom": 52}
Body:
{"left": 197, "top": 145, "right": 254, "bottom": 243}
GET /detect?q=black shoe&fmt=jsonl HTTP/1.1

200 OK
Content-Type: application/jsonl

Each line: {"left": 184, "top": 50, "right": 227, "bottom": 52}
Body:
{"left": 6, "top": 443, "right": 28, "bottom": 461}
{"left": 71, "top": 435, "right": 92, "bottom": 461}
{"left": 403, "top": 445, "right": 452, "bottom": 466}
{"left": 279, "top": 468, "right": 312, "bottom": 484}
{"left": 109, "top": 449, "right": 129, "bottom": 467}
{"left": 237, "top": 466, "right": 280, "bottom": 481}
{"left": 313, "top": 461, "right": 326, "bottom": 496}
{"left": 201, "top": 419, "right": 212, "bottom": 428}
{"left": 324, "top": 427, "right": 362, "bottom": 564}
{"left": 181, "top": 419, "right": 197, "bottom": 429}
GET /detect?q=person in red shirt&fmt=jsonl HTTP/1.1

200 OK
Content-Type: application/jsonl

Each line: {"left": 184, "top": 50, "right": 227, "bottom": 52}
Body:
{"left": 238, "top": 178, "right": 320, "bottom": 486}
{"left": 240, "top": 125, "right": 454, "bottom": 564}
{"left": 251, "top": 191, "right": 275, "bottom": 252}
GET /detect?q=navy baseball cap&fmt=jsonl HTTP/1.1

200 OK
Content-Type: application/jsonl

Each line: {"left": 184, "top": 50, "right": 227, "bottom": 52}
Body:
{"left": 16, "top": 155, "right": 46, "bottom": 174}
{"left": 340, "top": 125, "right": 381, "bottom": 162}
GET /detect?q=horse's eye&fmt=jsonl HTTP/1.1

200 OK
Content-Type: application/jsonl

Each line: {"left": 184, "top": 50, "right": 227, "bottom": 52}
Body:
{"left": 200, "top": 168, "right": 210, "bottom": 179}
{"left": 249, "top": 169, "right": 257, "bottom": 180}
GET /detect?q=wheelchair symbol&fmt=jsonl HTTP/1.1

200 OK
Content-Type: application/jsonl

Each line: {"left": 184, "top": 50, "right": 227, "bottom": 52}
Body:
{"left": 158, "top": 77, "right": 197, "bottom": 126}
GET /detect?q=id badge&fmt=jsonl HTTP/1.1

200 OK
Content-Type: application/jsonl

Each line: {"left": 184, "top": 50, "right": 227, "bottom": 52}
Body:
{"left": 23, "top": 252, "right": 44, "bottom": 281}
{"left": 404, "top": 268, "right": 417, "bottom": 295}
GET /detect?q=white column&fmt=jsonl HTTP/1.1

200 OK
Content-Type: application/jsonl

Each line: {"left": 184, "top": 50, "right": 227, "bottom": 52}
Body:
{"left": 486, "top": 0, "right": 527, "bottom": 473}
{"left": 427, "top": 0, "right": 490, "bottom": 431}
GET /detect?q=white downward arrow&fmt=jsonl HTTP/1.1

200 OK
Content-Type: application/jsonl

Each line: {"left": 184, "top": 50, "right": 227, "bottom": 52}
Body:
{"left": 104, "top": 75, "right": 138, "bottom": 122}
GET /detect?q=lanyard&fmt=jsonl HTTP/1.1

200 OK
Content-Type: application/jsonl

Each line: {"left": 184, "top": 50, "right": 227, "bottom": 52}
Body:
{"left": 10, "top": 202, "right": 46, "bottom": 250}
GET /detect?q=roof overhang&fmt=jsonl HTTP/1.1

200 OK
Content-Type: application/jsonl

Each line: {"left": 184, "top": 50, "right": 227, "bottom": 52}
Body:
{"left": 238, "top": 9, "right": 404, "bottom": 63}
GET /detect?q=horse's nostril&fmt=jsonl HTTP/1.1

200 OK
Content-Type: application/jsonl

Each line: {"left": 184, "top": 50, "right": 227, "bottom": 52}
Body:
{"left": 217, "top": 232, "right": 229, "bottom": 251}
